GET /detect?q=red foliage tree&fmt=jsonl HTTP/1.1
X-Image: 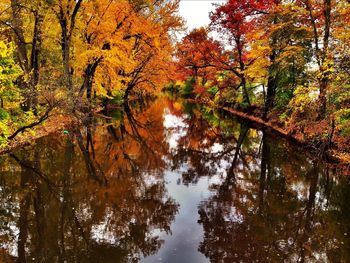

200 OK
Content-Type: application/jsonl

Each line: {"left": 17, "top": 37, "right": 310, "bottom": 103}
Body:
{"left": 175, "top": 27, "right": 223, "bottom": 90}
{"left": 210, "top": 0, "right": 277, "bottom": 106}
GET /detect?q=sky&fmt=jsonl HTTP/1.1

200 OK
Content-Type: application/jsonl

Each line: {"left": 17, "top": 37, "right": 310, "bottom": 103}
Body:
{"left": 178, "top": 0, "right": 227, "bottom": 31}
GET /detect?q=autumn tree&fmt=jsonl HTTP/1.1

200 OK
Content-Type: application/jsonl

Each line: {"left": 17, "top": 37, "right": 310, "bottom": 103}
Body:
{"left": 294, "top": 0, "right": 333, "bottom": 118}
{"left": 75, "top": 0, "right": 182, "bottom": 107}
{"left": 210, "top": 0, "right": 274, "bottom": 106}
{"left": 0, "top": 0, "right": 64, "bottom": 143}
{"left": 175, "top": 27, "right": 222, "bottom": 90}
{"left": 2, "top": 0, "right": 49, "bottom": 110}
{"left": 251, "top": 2, "right": 312, "bottom": 117}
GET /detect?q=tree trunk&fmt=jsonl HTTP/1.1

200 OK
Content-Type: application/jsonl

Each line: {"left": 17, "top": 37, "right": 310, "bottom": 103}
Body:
{"left": 264, "top": 68, "right": 277, "bottom": 119}
{"left": 77, "top": 59, "right": 101, "bottom": 107}
{"left": 318, "top": 77, "right": 328, "bottom": 118}
{"left": 241, "top": 77, "right": 250, "bottom": 107}
{"left": 123, "top": 84, "right": 135, "bottom": 102}
{"left": 236, "top": 38, "right": 250, "bottom": 107}
{"left": 11, "top": 1, "right": 43, "bottom": 111}
{"left": 10, "top": 0, "right": 29, "bottom": 74}
{"left": 264, "top": 16, "right": 278, "bottom": 120}
{"left": 28, "top": 11, "right": 44, "bottom": 110}
{"left": 318, "top": 0, "right": 331, "bottom": 119}
{"left": 58, "top": 0, "right": 82, "bottom": 92}
{"left": 61, "top": 25, "right": 73, "bottom": 90}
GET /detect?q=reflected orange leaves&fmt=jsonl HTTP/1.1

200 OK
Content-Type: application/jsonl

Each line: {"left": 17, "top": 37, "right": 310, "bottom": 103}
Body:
{"left": 0, "top": 98, "right": 349, "bottom": 262}
{"left": 92, "top": 100, "right": 168, "bottom": 178}
{"left": 0, "top": 100, "right": 180, "bottom": 262}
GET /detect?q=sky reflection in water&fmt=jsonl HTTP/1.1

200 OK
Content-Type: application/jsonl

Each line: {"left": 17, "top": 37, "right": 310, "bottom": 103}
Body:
{"left": 0, "top": 97, "right": 349, "bottom": 263}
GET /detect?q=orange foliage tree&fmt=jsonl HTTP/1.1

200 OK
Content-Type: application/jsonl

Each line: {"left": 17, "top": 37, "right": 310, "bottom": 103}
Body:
{"left": 75, "top": 0, "right": 183, "bottom": 105}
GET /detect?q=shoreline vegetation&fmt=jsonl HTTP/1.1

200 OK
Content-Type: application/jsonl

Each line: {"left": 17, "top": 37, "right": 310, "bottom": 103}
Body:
{"left": 169, "top": 0, "right": 350, "bottom": 174}
{"left": 0, "top": 0, "right": 350, "bottom": 173}
{"left": 0, "top": 113, "right": 73, "bottom": 155}
{"left": 1, "top": 95, "right": 349, "bottom": 174}
{"left": 217, "top": 104, "right": 350, "bottom": 168}
{"left": 0, "top": 0, "right": 183, "bottom": 151}
{"left": 188, "top": 96, "right": 350, "bottom": 173}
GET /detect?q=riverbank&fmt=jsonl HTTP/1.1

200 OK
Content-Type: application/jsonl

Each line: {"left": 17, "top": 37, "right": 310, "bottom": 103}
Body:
{"left": 212, "top": 104, "right": 350, "bottom": 172}
{"left": 1, "top": 96, "right": 349, "bottom": 174}
{"left": 185, "top": 96, "right": 350, "bottom": 172}
{"left": 0, "top": 114, "right": 75, "bottom": 155}
{"left": 0, "top": 97, "right": 146, "bottom": 156}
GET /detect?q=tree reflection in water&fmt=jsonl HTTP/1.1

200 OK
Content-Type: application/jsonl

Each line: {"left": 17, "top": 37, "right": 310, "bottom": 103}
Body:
{"left": 0, "top": 99, "right": 178, "bottom": 263}
{"left": 0, "top": 97, "right": 349, "bottom": 263}
{"left": 163, "top": 99, "right": 350, "bottom": 262}
{"left": 196, "top": 126, "right": 350, "bottom": 263}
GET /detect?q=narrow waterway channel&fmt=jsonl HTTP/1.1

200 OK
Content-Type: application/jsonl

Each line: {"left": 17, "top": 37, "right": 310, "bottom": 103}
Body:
{"left": 0, "top": 97, "right": 349, "bottom": 263}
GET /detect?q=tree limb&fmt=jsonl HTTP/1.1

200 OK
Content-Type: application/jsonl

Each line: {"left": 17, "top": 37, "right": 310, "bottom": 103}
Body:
{"left": 8, "top": 107, "right": 53, "bottom": 140}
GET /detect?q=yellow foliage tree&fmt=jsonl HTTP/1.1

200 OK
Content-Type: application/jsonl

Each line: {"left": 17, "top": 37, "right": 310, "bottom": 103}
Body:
{"left": 75, "top": 0, "right": 183, "bottom": 105}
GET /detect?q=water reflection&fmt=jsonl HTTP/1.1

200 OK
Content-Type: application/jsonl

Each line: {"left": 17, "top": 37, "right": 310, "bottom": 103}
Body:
{"left": 197, "top": 127, "right": 350, "bottom": 263}
{"left": 0, "top": 100, "right": 178, "bottom": 262}
{"left": 0, "top": 97, "right": 349, "bottom": 262}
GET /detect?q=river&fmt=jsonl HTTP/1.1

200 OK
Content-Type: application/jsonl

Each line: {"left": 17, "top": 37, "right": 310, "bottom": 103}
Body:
{"left": 0, "top": 97, "right": 349, "bottom": 263}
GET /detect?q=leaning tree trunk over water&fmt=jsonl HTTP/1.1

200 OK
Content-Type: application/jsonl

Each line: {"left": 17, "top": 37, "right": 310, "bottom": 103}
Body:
{"left": 8, "top": 104, "right": 53, "bottom": 140}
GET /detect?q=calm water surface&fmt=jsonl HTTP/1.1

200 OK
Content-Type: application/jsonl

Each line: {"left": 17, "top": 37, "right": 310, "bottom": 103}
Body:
{"left": 0, "top": 97, "right": 349, "bottom": 263}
